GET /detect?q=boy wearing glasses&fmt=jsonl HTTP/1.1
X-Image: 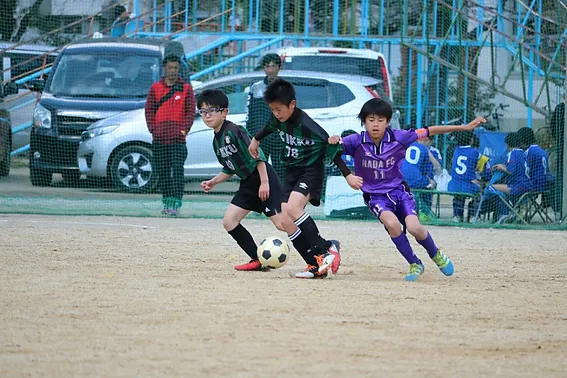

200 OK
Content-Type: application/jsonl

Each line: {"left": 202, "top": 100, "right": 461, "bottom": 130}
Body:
{"left": 197, "top": 89, "right": 287, "bottom": 271}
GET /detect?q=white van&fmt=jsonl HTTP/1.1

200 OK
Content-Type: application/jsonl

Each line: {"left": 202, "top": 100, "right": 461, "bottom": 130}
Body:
{"left": 276, "top": 47, "right": 393, "bottom": 101}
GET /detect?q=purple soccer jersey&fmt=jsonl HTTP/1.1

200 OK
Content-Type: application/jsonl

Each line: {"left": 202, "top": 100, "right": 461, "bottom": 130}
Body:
{"left": 342, "top": 129, "right": 423, "bottom": 194}
{"left": 343, "top": 128, "right": 426, "bottom": 220}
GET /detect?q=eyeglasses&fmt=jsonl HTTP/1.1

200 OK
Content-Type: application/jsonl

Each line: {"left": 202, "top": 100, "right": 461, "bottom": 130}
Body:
{"left": 198, "top": 107, "right": 225, "bottom": 116}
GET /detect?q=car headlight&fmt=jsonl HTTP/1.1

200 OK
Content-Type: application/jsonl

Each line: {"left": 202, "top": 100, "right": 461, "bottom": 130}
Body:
{"left": 82, "top": 124, "right": 119, "bottom": 140}
{"left": 33, "top": 103, "right": 51, "bottom": 128}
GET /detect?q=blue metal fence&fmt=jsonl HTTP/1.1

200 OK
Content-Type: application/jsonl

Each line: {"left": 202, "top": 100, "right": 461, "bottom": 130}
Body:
{"left": 7, "top": 0, "right": 566, "bottom": 159}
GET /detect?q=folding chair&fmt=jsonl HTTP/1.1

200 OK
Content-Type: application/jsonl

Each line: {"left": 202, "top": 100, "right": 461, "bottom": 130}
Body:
{"left": 523, "top": 192, "right": 554, "bottom": 224}
{"left": 493, "top": 192, "right": 532, "bottom": 225}
{"left": 473, "top": 171, "right": 506, "bottom": 223}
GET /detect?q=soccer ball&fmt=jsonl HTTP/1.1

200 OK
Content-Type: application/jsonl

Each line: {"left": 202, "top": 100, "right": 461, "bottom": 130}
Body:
{"left": 257, "top": 236, "right": 290, "bottom": 269}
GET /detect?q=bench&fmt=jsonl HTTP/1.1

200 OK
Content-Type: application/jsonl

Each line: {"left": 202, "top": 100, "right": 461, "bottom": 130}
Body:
{"left": 412, "top": 189, "right": 479, "bottom": 218}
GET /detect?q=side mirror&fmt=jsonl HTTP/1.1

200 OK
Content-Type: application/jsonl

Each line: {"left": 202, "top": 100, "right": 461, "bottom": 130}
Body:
{"left": 2, "top": 82, "right": 19, "bottom": 96}
{"left": 27, "top": 78, "right": 45, "bottom": 93}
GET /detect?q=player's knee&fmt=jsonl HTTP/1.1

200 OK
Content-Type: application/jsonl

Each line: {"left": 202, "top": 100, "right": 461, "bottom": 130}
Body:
{"left": 407, "top": 223, "right": 426, "bottom": 238}
{"left": 383, "top": 220, "right": 402, "bottom": 236}
{"left": 222, "top": 217, "right": 238, "bottom": 232}
{"left": 280, "top": 215, "right": 295, "bottom": 233}
{"left": 285, "top": 205, "right": 303, "bottom": 221}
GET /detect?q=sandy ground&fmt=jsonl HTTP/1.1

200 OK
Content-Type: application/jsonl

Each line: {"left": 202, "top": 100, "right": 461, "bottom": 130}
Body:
{"left": 1, "top": 214, "right": 566, "bottom": 377}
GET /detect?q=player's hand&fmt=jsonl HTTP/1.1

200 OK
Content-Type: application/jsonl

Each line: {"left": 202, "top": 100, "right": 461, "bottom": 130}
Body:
{"left": 328, "top": 135, "right": 342, "bottom": 145}
{"left": 492, "top": 163, "right": 506, "bottom": 172}
{"left": 346, "top": 174, "right": 363, "bottom": 190}
{"left": 201, "top": 179, "right": 215, "bottom": 192}
{"left": 248, "top": 138, "right": 260, "bottom": 159}
{"left": 258, "top": 181, "right": 270, "bottom": 201}
{"left": 463, "top": 116, "right": 486, "bottom": 131}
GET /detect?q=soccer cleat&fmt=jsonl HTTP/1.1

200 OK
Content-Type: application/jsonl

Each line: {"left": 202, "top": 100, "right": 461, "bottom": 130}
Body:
{"left": 315, "top": 252, "right": 335, "bottom": 275}
{"left": 234, "top": 259, "right": 263, "bottom": 271}
{"left": 405, "top": 263, "right": 425, "bottom": 281}
{"left": 431, "top": 249, "right": 454, "bottom": 276}
{"left": 327, "top": 240, "right": 341, "bottom": 274}
{"left": 295, "top": 264, "right": 328, "bottom": 279}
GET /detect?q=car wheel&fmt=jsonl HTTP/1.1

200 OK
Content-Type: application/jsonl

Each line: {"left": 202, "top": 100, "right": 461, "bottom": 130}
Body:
{"left": 30, "top": 167, "right": 52, "bottom": 186}
{"left": 111, "top": 145, "right": 157, "bottom": 193}
{"left": 62, "top": 170, "right": 81, "bottom": 183}
{"left": 0, "top": 134, "right": 10, "bottom": 177}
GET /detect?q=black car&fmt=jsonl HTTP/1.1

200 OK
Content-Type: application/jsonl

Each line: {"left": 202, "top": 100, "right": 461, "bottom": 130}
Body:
{"left": 28, "top": 37, "right": 189, "bottom": 186}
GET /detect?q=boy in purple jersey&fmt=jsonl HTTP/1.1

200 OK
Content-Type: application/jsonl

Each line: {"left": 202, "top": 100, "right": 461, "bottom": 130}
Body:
{"left": 329, "top": 99, "right": 486, "bottom": 281}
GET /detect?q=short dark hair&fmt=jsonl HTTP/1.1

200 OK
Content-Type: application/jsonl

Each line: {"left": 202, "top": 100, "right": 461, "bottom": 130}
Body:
{"left": 196, "top": 89, "right": 229, "bottom": 109}
{"left": 260, "top": 53, "right": 282, "bottom": 68}
{"left": 163, "top": 55, "right": 181, "bottom": 66}
{"left": 114, "top": 5, "right": 126, "bottom": 19}
{"left": 264, "top": 78, "right": 295, "bottom": 105}
{"left": 357, "top": 98, "right": 393, "bottom": 123}
{"left": 505, "top": 132, "right": 521, "bottom": 148}
{"left": 516, "top": 127, "right": 536, "bottom": 146}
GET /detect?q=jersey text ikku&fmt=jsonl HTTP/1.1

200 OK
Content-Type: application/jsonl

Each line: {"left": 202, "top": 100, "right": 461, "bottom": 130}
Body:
{"left": 264, "top": 108, "right": 341, "bottom": 167}
{"left": 213, "top": 120, "right": 266, "bottom": 180}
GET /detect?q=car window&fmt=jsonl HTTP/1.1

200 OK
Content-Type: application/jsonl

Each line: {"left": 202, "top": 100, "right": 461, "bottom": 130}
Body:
{"left": 295, "top": 84, "right": 330, "bottom": 109}
{"left": 47, "top": 52, "right": 161, "bottom": 98}
{"left": 327, "top": 82, "right": 355, "bottom": 107}
{"left": 284, "top": 56, "right": 383, "bottom": 83}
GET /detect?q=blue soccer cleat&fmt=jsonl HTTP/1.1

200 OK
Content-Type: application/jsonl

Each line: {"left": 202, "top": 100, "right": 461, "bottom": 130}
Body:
{"left": 431, "top": 249, "right": 454, "bottom": 276}
{"left": 405, "top": 263, "right": 425, "bottom": 281}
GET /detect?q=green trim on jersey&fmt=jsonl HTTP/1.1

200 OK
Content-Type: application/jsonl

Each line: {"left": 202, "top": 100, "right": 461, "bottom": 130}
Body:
{"left": 213, "top": 120, "right": 266, "bottom": 179}
{"left": 265, "top": 108, "right": 342, "bottom": 167}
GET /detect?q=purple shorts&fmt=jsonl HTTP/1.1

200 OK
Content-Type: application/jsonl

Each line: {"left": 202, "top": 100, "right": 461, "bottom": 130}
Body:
{"left": 363, "top": 185, "right": 418, "bottom": 224}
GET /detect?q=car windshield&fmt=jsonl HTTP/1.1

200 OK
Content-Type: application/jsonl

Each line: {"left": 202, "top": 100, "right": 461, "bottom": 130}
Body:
{"left": 284, "top": 56, "right": 383, "bottom": 82}
{"left": 47, "top": 52, "right": 161, "bottom": 98}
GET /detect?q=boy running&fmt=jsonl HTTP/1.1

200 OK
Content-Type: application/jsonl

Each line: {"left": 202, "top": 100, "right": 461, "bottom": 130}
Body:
{"left": 249, "top": 79, "right": 358, "bottom": 279}
{"left": 198, "top": 89, "right": 286, "bottom": 271}
{"left": 329, "top": 98, "right": 486, "bottom": 281}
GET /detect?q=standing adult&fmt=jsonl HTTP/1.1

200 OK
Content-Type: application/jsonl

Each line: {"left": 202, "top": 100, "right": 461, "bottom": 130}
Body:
{"left": 145, "top": 55, "right": 195, "bottom": 216}
{"left": 245, "top": 53, "right": 285, "bottom": 180}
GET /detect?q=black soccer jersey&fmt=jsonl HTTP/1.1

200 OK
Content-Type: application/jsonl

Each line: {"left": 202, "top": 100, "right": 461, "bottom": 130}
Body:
{"left": 213, "top": 120, "right": 267, "bottom": 180}
{"left": 264, "top": 108, "right": 341, "bottom": 167}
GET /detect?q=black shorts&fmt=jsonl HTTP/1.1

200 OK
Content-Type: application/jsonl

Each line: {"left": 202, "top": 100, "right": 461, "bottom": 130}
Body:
{"left": 231, "top": 164, "right": 282, "bottom": 217}
{"left": 282, "top": 162, "right": 325, "bottom": 207}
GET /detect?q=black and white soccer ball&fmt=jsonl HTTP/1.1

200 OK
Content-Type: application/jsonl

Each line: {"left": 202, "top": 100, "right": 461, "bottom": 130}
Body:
{"left": 257, "top": 236, "right": 290, "bottom": 269}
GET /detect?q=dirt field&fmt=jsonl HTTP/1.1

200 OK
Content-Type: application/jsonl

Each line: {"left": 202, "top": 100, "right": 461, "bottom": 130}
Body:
{"left": 1, "top": 214, "right": 566, "bottom": 377}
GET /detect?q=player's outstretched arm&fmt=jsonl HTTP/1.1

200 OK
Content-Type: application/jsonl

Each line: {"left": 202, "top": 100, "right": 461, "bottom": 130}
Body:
{"left": 332, "top": 154, "right": 363, "bottom": 190}
{"left": 248, "top": 138, "right": 260, "bottom": 159}
{"left": 256, "top": 161, "right": 270, "bottom": 201}
{"left": 250, "top": 126, "right": 277, "bottom": 159}
{"left": 427, "top": 117, "right": 486, "bottom": 136}
{"left": 201, "top": 172, "right": 234, "bottom": 192}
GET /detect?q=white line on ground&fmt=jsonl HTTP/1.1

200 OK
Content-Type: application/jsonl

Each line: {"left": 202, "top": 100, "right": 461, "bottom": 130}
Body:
{"left": 3, "top": 220, "right": 156, "bottom": 229}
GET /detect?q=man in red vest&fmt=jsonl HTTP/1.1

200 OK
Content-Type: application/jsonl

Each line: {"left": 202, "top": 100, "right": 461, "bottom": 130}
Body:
{"left": 145, "top": 55, "right": 195, "bottom": 216}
